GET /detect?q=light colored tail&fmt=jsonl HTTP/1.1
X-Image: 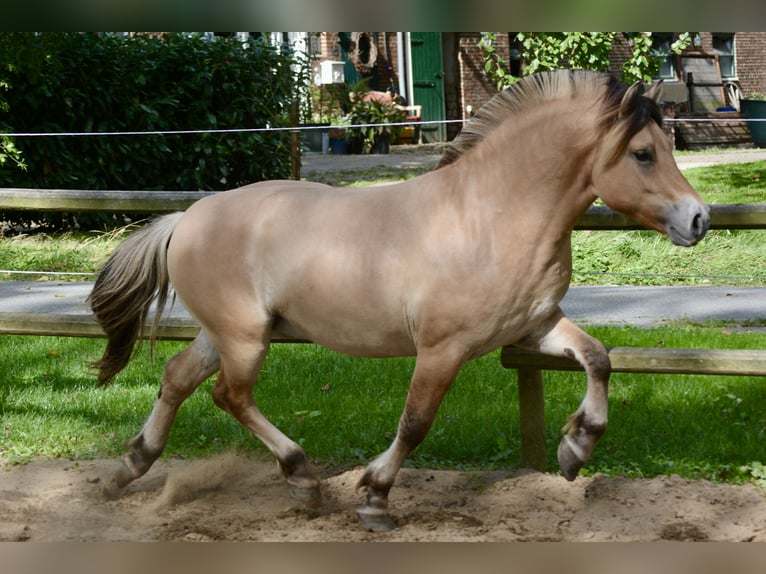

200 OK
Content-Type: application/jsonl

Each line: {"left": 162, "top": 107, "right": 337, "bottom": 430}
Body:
{"left": 87, "top": 213, "right": 183, "bottom": 385}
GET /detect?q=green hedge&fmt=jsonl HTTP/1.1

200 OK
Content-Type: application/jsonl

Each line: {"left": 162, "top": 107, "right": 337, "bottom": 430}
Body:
{"left": 0, "top": 33, "right": 302, "bottom": 228}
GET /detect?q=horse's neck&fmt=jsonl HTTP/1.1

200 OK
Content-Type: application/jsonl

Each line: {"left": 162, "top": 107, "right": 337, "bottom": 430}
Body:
{"left": 449, "top": 126, "right": 598, "bottom": 232}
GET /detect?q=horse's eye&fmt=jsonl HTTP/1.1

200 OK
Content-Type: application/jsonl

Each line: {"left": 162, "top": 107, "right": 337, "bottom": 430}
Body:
{"left": 632, "top": 149, "right": 653, "bottom": 164}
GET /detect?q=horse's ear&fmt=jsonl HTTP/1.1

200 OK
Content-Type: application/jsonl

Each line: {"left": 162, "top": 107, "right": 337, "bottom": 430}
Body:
{"left": 644, "top": 80, "right": 664, "bottom": 102}
{"left": 619, "top": 81, "right": 645, "bottom": 117}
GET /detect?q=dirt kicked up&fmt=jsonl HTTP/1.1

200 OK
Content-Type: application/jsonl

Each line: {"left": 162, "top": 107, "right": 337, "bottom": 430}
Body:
{"left": 1, "top": 452, "right": 765, "bottom": 542}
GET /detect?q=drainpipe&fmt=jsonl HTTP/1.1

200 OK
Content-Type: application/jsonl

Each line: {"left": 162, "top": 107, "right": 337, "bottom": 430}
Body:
{"left": 397, "top": 32, "right": 407, "bottom": 104}
{"left": 405, "top": 32, "right": 415, "bottom": 107}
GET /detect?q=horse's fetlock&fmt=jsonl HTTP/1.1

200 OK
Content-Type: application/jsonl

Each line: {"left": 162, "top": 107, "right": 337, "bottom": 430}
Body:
{"left": 279, "top": 448, "right": 311, "bottom": 476}
{"left": 584, "top": 419, "right": 607, "bottom": 438}
{"left": 356, "top": 469, "right": 372, "bottom": 492}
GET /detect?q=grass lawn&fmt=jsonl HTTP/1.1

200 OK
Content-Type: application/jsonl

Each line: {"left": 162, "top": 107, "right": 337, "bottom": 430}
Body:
{"left": 1, "top": 324, "right": 765, "bottom": 487}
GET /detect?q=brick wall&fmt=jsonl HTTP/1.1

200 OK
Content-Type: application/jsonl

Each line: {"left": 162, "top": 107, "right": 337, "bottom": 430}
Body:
{"left": 320, "top": 32, "right": 342, "bottom": 61}
{"left": 457, "top": 33, "right": 504, "bottom": 120}
{"left": 735, "top": 32, "right": 766, "bottom": 97}
{"left": 608, "top": 34, "right": 633, "bottom": 79}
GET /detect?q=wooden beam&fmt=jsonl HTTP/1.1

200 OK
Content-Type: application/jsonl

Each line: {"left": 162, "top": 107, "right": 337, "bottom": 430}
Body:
{"left": 705, "top": 203, "right": 766, "bottom": 230}
{"left": 0, "top": 189, "right": 213, "bottom": 213}
{"left": 0, "top": 312, "right": 200, "bottom": 339}
{"left": 501, "top": 346, "right": 766, "bottom": 377}
{"left": 0, "top": 311, "right": 311, "bottom": 344}
{"left": 3, "top": 190, "right": 766, "bottom": 230}
{"left": 574, "top": 204, "right": 766, "bottom": 230}
{"left": 517, "top": 367, "right": 547, "bottom": 471}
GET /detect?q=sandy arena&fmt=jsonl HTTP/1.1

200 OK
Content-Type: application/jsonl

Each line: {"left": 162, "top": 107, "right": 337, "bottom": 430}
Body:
{"left": 1, "top": 452, "right": 765, "bottom": 542}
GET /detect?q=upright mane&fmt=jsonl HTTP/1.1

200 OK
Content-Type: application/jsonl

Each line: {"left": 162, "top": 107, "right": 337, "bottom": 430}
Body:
{"left": 437, "top": 69, "right": 662, "bottom": 169}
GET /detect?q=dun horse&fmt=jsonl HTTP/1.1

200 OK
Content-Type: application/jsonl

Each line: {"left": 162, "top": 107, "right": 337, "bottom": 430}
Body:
{"left": 88, "top": 70, "right": 710, "bottom": 531}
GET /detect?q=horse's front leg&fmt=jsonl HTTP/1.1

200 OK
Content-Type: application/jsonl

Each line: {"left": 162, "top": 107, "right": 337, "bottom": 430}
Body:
{"left": 356, "top": 347, "right": 463, "bottom": 532}
{"left": 519, "top": 308, "right": 611, "bottom": 481}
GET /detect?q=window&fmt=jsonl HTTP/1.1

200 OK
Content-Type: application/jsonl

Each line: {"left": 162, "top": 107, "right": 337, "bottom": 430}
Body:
{"left": 651, "top": 33, "right": 677, "bottom": 80}
{"left": 508, "top": 33, "right": 523, "bottom": 78}
{"left": 712, "top": 33, "right": 736, "bottom": 79}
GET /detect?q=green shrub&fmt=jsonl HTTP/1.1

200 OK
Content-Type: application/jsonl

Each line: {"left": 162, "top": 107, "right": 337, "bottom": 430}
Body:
{"left": 0, "top": 33, "right": 303, "bottom": 229}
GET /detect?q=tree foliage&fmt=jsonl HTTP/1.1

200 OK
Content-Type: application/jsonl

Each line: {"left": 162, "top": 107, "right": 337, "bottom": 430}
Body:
{"left": 0, "top": 73, "right": 25, "bottom": 172}
{"left": 480, "top": 32, "right": 691, "bottom": 90}
{"left": 0, "top": 32, "right": 306, "bottom": 229}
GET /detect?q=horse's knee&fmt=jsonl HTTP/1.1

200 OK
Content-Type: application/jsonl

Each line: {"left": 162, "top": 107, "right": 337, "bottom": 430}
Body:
{"left": 588, "top": 349, "right": 611, "bottom": 382}
{"left": 573, "top": 335, "right": 610, "bottom": 380}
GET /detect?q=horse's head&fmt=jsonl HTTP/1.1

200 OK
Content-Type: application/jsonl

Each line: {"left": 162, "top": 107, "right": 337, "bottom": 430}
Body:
{"left": 591, "top": 81, "right": 710, "bottom": 247}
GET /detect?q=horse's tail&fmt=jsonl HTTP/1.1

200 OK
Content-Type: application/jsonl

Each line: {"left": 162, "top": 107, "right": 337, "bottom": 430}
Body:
{"left": 87, "top": 212, "right": 184, "bottom": 386}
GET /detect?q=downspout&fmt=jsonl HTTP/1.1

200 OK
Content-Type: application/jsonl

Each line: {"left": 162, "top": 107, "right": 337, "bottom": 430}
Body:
{"left": 397, "top": 32, "right": 407, "bottom": 104}
{"left": 405, "top": 32, "right": 415, "bottom": 106}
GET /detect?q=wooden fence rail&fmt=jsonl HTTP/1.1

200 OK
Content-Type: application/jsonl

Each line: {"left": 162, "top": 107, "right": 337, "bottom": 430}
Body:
{"left": 3, "top": 188, "right": 766, "bottom": 228}
{"left": 0, "top": 188, "right": 212, "bottom": 213}
{"left": 3, "top": 188, "right": 766, "bottom": 472}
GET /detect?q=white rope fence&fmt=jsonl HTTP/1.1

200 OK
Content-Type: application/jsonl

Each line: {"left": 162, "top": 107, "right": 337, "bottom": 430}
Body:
{"left": 0, "top": 119, "right": 466, "bottom": 139}
{"left": 2, "top": 116, "right": 765, "bottom": 139}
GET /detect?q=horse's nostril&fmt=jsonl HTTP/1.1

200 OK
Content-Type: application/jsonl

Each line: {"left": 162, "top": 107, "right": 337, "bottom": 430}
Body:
{"left": 691, "top": 211, "right": 710, "bottom": 239}
{"left": 692, "top": 213, "right": 702, "bottom": 232}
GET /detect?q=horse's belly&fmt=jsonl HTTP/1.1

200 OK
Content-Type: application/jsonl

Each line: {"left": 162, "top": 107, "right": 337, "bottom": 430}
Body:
{"left": 272, "top": 314, "right": 417, "bottom": 358}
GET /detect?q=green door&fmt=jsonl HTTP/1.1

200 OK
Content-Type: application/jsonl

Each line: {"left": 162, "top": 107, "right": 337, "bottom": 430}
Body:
{"left": 410, "top": 33, "right": 446, "bottom": 142}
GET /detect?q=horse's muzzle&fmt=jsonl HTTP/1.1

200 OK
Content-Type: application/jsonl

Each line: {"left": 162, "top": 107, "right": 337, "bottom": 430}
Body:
{"left": 667, "top": 199, "right": 710, "bottom": 247}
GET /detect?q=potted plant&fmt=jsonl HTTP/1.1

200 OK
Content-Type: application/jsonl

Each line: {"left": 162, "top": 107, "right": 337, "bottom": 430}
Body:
{"left": 328, "top": 125, "right": 348, "bottom": 154}
{"left": 740, "top": 93, "right": 766, "bottom": 147}
{"left": 347, "top": 94, "right": 405, "bottom": 154}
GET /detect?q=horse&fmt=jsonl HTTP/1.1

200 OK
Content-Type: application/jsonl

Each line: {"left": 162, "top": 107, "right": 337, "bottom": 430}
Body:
{"left": 87, "top": 69, "right": 710, "bottom": 532}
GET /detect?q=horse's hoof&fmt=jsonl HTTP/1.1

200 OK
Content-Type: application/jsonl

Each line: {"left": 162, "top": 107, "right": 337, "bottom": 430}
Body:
{"left": 557, "top": 435, "right": 585, "bottom": 481}
{"left": 100, "top": 476, "right": 126, "bottom": 501}
{"left": 356, "top": 504, "right": 397, "bottom": 532}
{"left": 288, "top": 482, "right": 322, "bottom": 508}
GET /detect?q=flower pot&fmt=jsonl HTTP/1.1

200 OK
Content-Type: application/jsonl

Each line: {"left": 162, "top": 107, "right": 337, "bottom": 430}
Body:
{"left": 329, "top": 137, "right": 348, "bottom": 155}
{"left": 300, "top": 123, "right": 330, "bottom": 152}
{"left": 740, "top": 99, "right": 766, "bottom": 147}
{"left": 371, "top": 134, "right": 391, "bottom": 154}
{"left": 347, "top": 136, "right": 365, "bottom": 155}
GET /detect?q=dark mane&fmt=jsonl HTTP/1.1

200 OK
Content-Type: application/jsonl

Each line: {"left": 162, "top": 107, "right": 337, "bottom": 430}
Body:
{"left": 436, "top": 69, "right": 662, "bottom": 169}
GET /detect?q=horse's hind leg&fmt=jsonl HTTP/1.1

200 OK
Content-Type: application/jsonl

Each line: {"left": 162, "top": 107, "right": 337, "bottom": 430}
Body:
{"left": 102, "top": 331, "right": 220, "bottom": 499}
{"left": 519, "top": 309, "right": 611, "bottom": 481}
{"left": 211, "top": 336, "right": 321, "bottom": 506}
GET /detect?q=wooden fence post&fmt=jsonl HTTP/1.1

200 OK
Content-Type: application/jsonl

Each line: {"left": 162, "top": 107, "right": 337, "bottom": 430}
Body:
{"left": 290, "top": 101, "right": 301, "bottom": 181}
{"left": 517, "top": 366, "right": 547, "bottom": 470}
